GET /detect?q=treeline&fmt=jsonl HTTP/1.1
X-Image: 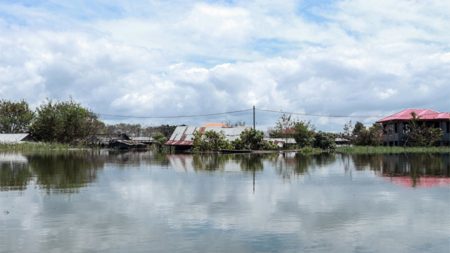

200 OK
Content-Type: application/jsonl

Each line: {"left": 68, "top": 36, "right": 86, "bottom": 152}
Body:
{"left": 0, "top": 98, "right": 180, "bottom": 144}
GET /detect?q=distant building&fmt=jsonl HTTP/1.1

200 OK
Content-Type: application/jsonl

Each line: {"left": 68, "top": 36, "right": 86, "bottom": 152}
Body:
{"left": 164, "top": 126, "right": 251, "bottom": 151}
{"left": 84, "top": 134, "right": 130, "bottom": 147}
{"left": 130, "top": 137, "right": 154, "bottom": 145}
{"left": 262, "top": 138, "right": 296, "bottom": 148}
{"left": 376, "top": 109, "right": 450, "bottom": 146}
{"left": 0, "top": 133, "right": 36, "bottom": 143}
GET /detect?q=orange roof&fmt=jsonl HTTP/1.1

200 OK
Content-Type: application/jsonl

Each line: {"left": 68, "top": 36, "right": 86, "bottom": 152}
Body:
{"left": 201, "top": 123, "right": 231, "bottom": 127}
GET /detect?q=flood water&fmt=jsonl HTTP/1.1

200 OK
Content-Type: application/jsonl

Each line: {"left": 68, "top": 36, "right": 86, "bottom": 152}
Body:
{"left": 1, "top": 151, "right": 449, "bottom": 253}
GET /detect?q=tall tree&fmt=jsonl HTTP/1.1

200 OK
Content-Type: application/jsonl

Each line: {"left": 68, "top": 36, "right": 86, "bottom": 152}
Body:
{"left": 30, "top": 98, "right": 103, "bottom": 143}
{"left": 0, "top": 99, "right": 34, "bottom": 133}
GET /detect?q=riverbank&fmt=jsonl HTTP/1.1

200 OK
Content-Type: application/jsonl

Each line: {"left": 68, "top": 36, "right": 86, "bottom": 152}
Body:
{"left": 0, "top": 142, "right": 95, "bottom": 151}
{"left": 336, "top": 146, "right": 450, "bottom": 154}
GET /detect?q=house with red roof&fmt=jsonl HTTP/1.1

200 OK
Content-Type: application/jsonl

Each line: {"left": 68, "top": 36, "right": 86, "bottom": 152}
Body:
{"left": 376, "top": 109, "right": 450, "bottom": 146}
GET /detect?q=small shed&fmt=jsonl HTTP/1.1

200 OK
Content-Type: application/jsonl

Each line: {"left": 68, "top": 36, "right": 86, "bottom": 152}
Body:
{"left": 0, "top": 134, "right": 36, "bottom": 143}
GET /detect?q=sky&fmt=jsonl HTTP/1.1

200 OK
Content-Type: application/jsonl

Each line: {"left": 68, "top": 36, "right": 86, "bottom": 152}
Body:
{"left": 0, "top": 0, "right": 449, "bottom": 132}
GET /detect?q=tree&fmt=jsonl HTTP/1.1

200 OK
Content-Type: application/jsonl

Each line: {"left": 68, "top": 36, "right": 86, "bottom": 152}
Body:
{"left": 271, "top": 114, "right": 295, "bottom": 139}
{"left": 352, "top": 121, "right": 365, "bottom": 136}
{"left": 191, "top": 130, "right": 233, "bottom": 151}
{"left": 0, "top": 99, "right": 34, "bottom": 133}
{"left": 240, "top": 129, "right": 265, "bottom": 150}
{"left": 292, "top": 120, "right": 316, "bottom": 148}
{"left": 313, "top": 131, "right": 336, "bottom": 150}
{"left": 30, "top": 98, "right": 103, "bottom": 143}
{"left": 405, "top": 112, "right": 443, "bottom": 146}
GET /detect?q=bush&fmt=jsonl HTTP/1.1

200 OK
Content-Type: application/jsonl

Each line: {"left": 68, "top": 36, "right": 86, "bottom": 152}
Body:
{"left": 313, "top": 131, "right": 336, "bottom": 151}
{"left": 191, "top": 130, "right": 233, "bottom": 151}
{"left": 240, "top": 129, "right": 265, "bottom": 150}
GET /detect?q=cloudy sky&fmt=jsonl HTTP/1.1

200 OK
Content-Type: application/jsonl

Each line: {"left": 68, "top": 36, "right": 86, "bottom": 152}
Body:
{"left": 0, "top": 0, "right": 448, "bottom": 131}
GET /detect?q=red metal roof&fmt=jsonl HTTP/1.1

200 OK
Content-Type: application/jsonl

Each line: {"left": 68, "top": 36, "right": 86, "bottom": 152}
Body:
{"left": 376, "top": 109, "right": 450, "bottom": 123}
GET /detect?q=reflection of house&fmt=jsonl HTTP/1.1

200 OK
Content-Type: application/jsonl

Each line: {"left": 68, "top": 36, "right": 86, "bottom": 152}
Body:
{"left": 0, "top": 133, "right": 36, "bottom": 143}
{"left": 376, "top": 109, "right": 450, "bottom": 146}
{"left": 378, "top": 153, "right": 450, "bottom": 188}
{"left": 164, "top": 126, "right": 252, "bottom": 151}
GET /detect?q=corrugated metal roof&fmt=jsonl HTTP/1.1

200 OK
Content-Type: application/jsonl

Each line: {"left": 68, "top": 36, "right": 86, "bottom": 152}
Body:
{"left": 165, "top": 126, "right": 252, "bottom": 146}
{"left": 263, "top": 138, "right": 296, "bottom": 147}
{"left": 0, "top": 134, "right": 32, "bottom": 143}
{"left": 376, "top": 109, "right": 450, "bottom": 123}
{"left": 130, "top": 137, "right": 154, "bottom": 141}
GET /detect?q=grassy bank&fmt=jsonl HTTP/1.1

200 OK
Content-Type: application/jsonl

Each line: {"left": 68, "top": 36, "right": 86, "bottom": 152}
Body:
{"left": 336, "top": 146, "right": 450, "bottom": 154}
{"left": 0, "top": 142, "right": 93, "bottom": 151}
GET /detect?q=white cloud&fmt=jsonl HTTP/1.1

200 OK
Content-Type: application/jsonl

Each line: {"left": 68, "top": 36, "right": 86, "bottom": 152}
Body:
{"left": 0, "top": 0, "right": 449, "bottom": 131}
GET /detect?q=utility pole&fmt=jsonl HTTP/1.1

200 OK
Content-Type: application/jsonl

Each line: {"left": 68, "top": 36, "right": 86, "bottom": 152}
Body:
{"left": 253, "top": 106, "right": 255, "bottom": 130}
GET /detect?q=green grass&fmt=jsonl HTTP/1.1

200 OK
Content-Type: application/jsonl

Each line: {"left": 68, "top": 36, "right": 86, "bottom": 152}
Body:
{"left": 0, "top": 142, "right": 94, "bottom": 151}
{"left": 336, "top": 146, "right": 450, "bottom": 154}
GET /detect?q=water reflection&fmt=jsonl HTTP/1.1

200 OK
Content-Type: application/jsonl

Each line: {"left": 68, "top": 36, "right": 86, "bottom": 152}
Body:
{"left": 0, "top": 154, "right": 32, "bottom": 191}
{"left": 272, "top": 153, "right": 336, "bottom": 180}
{"left": 346, "top": 153, "right": 450, "bottom": 188}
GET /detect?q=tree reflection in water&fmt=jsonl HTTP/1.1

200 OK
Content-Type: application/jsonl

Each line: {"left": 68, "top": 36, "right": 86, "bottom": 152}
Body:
{"left": 28, "top": 152, "right": 105, "bottom": 194}
{"left": 273, "top": 153, "right": 336, "bottom": 181}
{"left": 0, "top": 154, "right": 32, "bottom": 192}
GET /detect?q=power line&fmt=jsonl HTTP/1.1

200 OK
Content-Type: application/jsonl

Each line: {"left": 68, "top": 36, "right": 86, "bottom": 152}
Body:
{"left": 97, "top": 109, "right": 253, "bottom": 119}
{"left": 255, "top": 109, "right": 387, "bottom": 118}
{"left": 97, "top": 107, "right": 446, "bottom": 120}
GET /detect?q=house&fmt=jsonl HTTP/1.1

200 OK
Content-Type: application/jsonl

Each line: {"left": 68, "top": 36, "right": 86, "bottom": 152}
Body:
{"left": 262, "top": 138, "right": 297, "bottom": 148}
{"left": 130, "top": 137, "right": 154, "bottom": 145}
{"left": 108, "top": 140, "right": 147, "bottom": 150}
{"left": 84, "top": 134, "right": 130, "bottom": 147}
{"left": 164, "top": 126, "right": 252, "bottom": 151}
{"left": 0, "top": 133, "right": 36, "bottom": 143}
{"left": 376, "top": 109, "right": 450, "bottom": 146}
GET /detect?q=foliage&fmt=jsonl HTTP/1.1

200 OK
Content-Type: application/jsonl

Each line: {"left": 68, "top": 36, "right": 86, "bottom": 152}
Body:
{"left": 223, "top": 119, "right": 246, "bottom": 127}
{"left": 405, "top": 112, "right": 444, "bottom": 147}
{"left": 102, "top": 123, "right": 182, "bottom": 138}
{"left": 0, "top": 99, "right": 35, "bottom": 133}
{"left": 313, "top": 131, "right": 336, "bottom": 151}
{"left": 153, "top": 132, "right": 167, "bottom": 144}
{"left": 336, "top": 146, "right": 449, "bottom": 154}
{"left": 292, "top": 120, "right": 316, "bottom": 148}
{"left": 269, "top": 114, "right": 295, "bottom": 138}
{"left": 231, "top": 138, "right": 245, "bottom": 150}
{"left": 240, "top": 129, "right": 265, "bottom": 150}
{"left": 152, "top": 132, "right": 168, "bottom": 150}
{"left": 352, "top": 121, "right": 365, "bottom": 136}
{"left": 353, "top": 125, "right": 384, "bottom": 146}
{"left": 260, "top": 140, "right": 279, "bottom": 150}
{"left": 30, "top": 98, "right": 103, "bottom": 143}
{"left": 191, "top": 130, "right": 233, "bottom": 151}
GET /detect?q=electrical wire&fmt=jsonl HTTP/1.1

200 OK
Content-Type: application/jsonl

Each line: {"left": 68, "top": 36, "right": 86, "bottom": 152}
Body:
{"left": 97, "top": 108, "right": 447, "bottom": 120}
{"left": 97, "top": 109, "right": 253, "bottom": 119}
{"left": 255, "top": 109, "right": 388, "bottom": 118}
